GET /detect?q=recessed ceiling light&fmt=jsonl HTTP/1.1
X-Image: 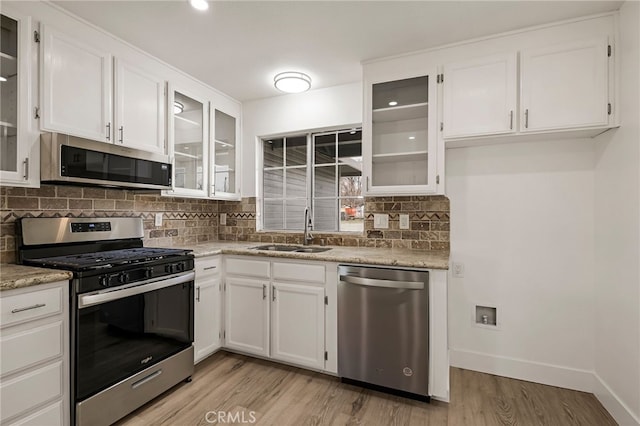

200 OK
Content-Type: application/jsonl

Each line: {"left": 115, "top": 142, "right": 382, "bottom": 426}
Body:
{"left": 274, "top": 72, "right": 312, "bottom": 93}
{"left": 174, "top": 101, "right": 184, "bottom": 114}
{"left": 0, "top": 76, "right": 6, "bottom": 82}
{"left": 189, "top": 0, "right": 209, "bottom": 11}
{"left": 388, "top": 101, "right": 398, "bottom": 106}
{"left": 409, "top": 136, "right": 415, "bottom": 140}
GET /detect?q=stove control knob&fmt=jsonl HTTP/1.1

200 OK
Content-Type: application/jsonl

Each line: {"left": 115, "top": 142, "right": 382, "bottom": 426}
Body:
{"left": 118, "top": 272, "right": 130, "bottom": 284}
{"left": 145, "top": 268, "right": 153, "bottom": 279}
{"left": 99, "top": 276, "right": 109, "bottom": 287}
{"left": 165, "top": 264, "right": 175, "bottom": 274}
{"left": 176, "top": 262, "right": 185, "bottom": 272}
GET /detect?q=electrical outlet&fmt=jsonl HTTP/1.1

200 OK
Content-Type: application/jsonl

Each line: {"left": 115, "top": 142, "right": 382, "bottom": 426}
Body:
{"left": 452, "top": 262, "right": 465, "bottom": 278}
{"left": 374, "top": 214, "right": 389, "bottom": 229}
{"left": 155, "top": 213, "right": 163, "bottom": 227}
{"left": 220, "top": 213, "right": 227, "bottom": 226}
{"left": 399, "top": 214, "right": 410, "bottom": 229}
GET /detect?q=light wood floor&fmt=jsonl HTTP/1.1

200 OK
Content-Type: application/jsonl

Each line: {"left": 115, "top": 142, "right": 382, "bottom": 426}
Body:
{"left": 116, "top": 351, "right": 617, "bottom": 426}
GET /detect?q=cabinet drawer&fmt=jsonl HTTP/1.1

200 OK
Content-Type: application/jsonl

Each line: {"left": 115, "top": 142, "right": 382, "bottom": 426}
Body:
{"left": 1, "top": 287, "right": 63, "bottom": 328}
{"left": 1, "top": 321, "right": 63, "bottom": 377}
{"left": 225, "top": 258, "right": 270, "bottom": 278}
{"left": 0, "top": 361, "right": 63, "bottom": 423}
{"left": 196, "top": 256, "right": 221, "bottom": 278}
{"left": 273, "top": 262, "right": 325, "bottom": 284}
{"left": 8, "top": 400, "right": 63, "bottom": 426}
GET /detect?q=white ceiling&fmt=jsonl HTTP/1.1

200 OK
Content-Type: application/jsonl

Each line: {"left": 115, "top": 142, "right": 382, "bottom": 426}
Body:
{"left": 54, "top": 0, "right": 623, "bottom": 102}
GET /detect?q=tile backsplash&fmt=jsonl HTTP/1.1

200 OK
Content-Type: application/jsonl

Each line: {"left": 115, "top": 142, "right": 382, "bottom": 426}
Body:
{"left": 0, "top": 185, "right": 218, "bottom": 263}
{"left": 1, "top": 185, "right": 449, "bottom": 264}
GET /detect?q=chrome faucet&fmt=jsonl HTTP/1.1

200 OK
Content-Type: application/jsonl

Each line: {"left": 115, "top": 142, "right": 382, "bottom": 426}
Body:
{"left": 303, "top": 207, "right": 314, "bottom": 246}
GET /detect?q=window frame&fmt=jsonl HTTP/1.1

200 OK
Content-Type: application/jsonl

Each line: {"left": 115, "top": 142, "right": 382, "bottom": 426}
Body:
{"left": 258, "top": 126, "right": 363, "bottom": 233}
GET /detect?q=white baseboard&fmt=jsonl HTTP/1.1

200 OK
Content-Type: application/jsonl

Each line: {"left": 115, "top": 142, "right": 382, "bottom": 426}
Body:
{"left": 450, "top": 348, "right": 595, "bottom": 392}
{"left": 593, "top": 373, "right": 640, "bottom": 426}
{"left": 450, "top": 349, "right": 640, "bottom": 426}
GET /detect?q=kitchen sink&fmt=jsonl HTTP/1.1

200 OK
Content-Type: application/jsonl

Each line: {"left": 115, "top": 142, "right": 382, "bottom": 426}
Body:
{"left": 294, "top": 247, "right": 332, "bottom": 253}
{"left": 251, "top": 245, "right": 332, "bottom": 253}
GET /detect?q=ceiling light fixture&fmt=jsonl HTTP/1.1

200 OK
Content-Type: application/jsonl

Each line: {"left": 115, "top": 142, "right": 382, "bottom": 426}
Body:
{"left": 274, "top": 72, "right": 311, "bottom": 94}
{"left": 409, "top": 136, "right": 415, "bottom": 140}
{"left": 173, "top": 101, "right": 184, "bottom": 114}
{"left": 388, "top": 101, "right": 398, "bottom": 106}
{"left": 189, "top": 0, "right": 209, "bottom": 11}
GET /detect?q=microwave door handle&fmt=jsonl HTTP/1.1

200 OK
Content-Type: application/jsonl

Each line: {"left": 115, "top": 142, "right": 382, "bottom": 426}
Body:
{"left": 339, "top": 275, "right": 424, "bottom": 290}
{"left": 78, "top": 271, "right": 195, "bottom": 308}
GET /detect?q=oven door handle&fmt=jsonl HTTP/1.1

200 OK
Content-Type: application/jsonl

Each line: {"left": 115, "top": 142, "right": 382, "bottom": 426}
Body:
{"left": 78, "top": 271, "right": 195, "bottom": 308}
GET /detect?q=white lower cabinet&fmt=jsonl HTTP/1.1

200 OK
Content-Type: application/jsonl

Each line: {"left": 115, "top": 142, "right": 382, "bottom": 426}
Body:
{"left": 0, "top": 281, "right": 69, "bottom": 426}
{"left": 224, "top": 276, "right": 270, "bottom": 357}
{"left": 194, "top": 256, "right": 222, "bottom": 363}
{"left": 271, "top": 282, "right": 325, "bottom": 369}
{"left": 223, "top": 257, "right": 329, "bottom": 371}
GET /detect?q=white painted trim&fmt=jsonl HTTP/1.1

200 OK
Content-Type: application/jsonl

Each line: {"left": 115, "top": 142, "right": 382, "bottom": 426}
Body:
{"left": 593, "top": 373, "right": 640, "bottom": 426}
{"left": 451, "top": 349, "right": 640, "bottom": 426}
{"left": 450, "top": 348, "right": 594, "bottom": 392}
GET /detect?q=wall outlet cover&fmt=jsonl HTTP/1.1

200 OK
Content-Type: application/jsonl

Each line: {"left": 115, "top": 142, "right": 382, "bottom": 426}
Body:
{"left": 374, "top": 214, "right": 389, "bottom": 229}
{"left": 220, "top": 213, "right": 227, "bottom": 226}
{"left": 155, "top": 213, "right": 163, "bottom": 227}
{"left": 452, "top": 262, "right": 465, "bottom": 278}
{"left": 399, "top": 214, "right": 410, "bottom": 229}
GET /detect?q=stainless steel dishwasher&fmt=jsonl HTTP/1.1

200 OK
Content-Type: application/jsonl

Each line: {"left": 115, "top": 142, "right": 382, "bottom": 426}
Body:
{"left": 338, "top": 265, "right": 429, "bottom": 400}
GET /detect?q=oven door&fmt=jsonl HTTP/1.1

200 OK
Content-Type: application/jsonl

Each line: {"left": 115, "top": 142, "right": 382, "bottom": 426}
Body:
{"left": 74, "top": 272, "right": 194, "bottom": 403}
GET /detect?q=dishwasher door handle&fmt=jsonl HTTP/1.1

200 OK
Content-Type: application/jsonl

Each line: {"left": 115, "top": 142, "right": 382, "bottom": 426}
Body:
{"left": 339, "top": 275, "right": 424, "bottom": 290}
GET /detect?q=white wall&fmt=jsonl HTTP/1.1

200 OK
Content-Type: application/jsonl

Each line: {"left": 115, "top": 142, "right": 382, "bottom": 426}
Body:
{"left": 593, "top": 1, "right": 640, "bottom": 424}
{"left": 241, "top": 82, "right": 362, "bottom": 197}
{"left": 446, "top": 138, "right": 598, "bottom": 390}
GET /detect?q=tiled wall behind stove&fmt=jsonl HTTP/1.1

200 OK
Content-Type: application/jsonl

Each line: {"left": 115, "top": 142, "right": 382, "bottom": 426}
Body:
{"left": 218, "top": 195, "right": 450, "bottom": 249}
{"left": 0, "top": 185, "right": 218, "bottom": 263}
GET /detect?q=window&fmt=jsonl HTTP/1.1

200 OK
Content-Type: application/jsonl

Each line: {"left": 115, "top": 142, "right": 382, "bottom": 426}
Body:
{"left": 261, "top": 128, "right": 363, "bottom": 232}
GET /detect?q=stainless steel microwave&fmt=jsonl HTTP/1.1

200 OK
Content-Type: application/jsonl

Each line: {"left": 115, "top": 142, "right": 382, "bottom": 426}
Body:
{"left": 40, "top": 132, "right": 172, "bottom": 190}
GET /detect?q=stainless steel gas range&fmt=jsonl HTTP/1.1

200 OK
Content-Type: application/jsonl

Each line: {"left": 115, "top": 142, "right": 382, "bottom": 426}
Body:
{"left": 17, "top": 217, "right": 195, "bottom": 426}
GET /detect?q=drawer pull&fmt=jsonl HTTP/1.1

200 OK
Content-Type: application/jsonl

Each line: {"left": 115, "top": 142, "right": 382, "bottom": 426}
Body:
{"left": 11, "top": 303, "right": 46, "bottom": 314}
{"left": 203, "top": 266, "right": 217, "bottom": 270}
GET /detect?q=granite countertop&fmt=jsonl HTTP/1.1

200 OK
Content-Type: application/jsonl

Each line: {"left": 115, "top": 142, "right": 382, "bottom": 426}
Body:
{"left": 0, "top": 264, "right": 73, "bottom": 291}
{"left": 183, "top": 241, "right": 450, "bottom": 270}
{"left": 0, "top": 242, "right": 448, "bottom": 292}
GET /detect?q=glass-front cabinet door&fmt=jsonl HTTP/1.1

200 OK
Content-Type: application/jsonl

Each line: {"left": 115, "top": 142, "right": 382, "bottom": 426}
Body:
{"left": 211, "top": 98, "right": 241, "bottom": 200}
{"left": 165, "top": 87, "right": 209, "bottom": 198}
{"left": 363, "top": 67, "right": 440, "bottom": 195}
{"left": 0, "top": 9, "right": 38, "bottom": 187}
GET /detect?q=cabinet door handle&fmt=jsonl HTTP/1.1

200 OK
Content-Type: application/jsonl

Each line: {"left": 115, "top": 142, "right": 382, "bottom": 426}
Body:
{"left": 119, "top": 126, "right": 124, "bottom": 143}
{"left": 524, "top": 109, "right": 529, "bottom": 129}
{"left": 196, "top": 286, "right": 200, "bottom": 302}
{"left": 262, "top": 284, "right": 266, "bottom": 300}
{"left": 203, "top": 266, "right": 217, "bottom": 271}
{"left": 366, "top": 176, "right": 370, "bottom": 191}
{"left": 509, "top": 110, "right": 513, "bottom": 130}
{"left": 23, "top": 158, "right": 29, "bottom": 180}
{"left": 106, "top": 122, "right": 111, "bottom": 141}
{"left": 11, "top": 303, "right": 46, "bottom": 314}
{"left": 272, "top": 287, "right": 276, "bottom": 302}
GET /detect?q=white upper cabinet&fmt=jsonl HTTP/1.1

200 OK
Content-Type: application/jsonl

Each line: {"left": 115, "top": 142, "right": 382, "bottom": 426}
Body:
{"left": 363, "top": 67, "right": 442, "bottom": 196}
{"left": 520, "top": 38, "right": 609, "bottom": 132}
{"left": 40, "top": 25, "right": 166, "bottom": 155}
{"left": 41, "top": 24, "right": 111, "bottom": 142}
{"left": 443, "top": 52, "right": 518, "bottom": 138}
{"left": 113, "top": 58, "right": 165, "bottom": 152}
{"left": 211, "top": 97, "right": 241, "bottom": 200}
{"left": 164, "top": 85, "right": 209, "bottom": 198}
{"left": 0, "top": 9, "right": 39, "bottom": 187}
